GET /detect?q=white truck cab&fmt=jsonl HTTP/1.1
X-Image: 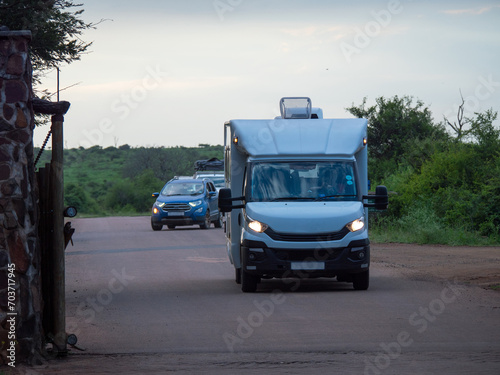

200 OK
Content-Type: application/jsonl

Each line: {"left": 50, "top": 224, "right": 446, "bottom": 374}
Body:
{"left": 219, "top": 98, "right": 388, "bottom": 292}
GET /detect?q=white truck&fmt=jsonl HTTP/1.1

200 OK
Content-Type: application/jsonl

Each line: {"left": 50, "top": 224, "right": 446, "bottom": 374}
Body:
{"left": 218, "top": 97, "right": 388, "bottom": 292}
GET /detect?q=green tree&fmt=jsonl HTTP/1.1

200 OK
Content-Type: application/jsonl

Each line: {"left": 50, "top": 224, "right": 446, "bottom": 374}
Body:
{"left": 0, "top": 0, "right": 95, "bottom": 81}
{"left": 123, "top": 146, "right": 223, "bottom": 182}
{"left": 468, "top": 109, "right": 499, "bottom": 158}
{"left": 387, "top": 108, "right": 500, "bottom": 237}
{"left": 346, "top": 96, "right": 448, "bottom": 181}
{"left": 105, "top": 169, "right": 163, "bottom": 213}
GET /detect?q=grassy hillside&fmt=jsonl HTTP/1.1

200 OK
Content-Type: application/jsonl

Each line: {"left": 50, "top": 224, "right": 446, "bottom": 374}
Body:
{"left": 34, "top": 144, "right": 223, "bottom": 216}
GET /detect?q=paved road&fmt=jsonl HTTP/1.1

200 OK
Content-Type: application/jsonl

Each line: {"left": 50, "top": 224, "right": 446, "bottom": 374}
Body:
{"left": 27, "top": 216, "right": 500, "bottom": 374}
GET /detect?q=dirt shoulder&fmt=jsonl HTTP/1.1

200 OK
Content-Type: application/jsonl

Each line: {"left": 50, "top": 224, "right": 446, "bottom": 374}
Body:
{"left": 371, "top": 243, "right": 500, "bottom": 289}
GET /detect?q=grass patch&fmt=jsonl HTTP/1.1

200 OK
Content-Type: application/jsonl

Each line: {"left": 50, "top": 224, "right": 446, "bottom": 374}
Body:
{"left": 369, "top": 206, "right": 500, "bottom": 246}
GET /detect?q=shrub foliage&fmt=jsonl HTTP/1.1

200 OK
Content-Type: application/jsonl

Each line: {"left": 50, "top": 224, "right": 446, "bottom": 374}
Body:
{"left": 347, "top": 96, "right": 500, "bottom": 244}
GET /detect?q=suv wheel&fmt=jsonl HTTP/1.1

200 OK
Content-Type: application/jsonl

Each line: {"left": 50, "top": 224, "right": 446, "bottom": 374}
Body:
{"left": 199, "top": 211, "right": 210, "bottom": 229}
{"left": 151, "top": 219, "right": 163, "bottom": 231}
{"left": 214, "top": 212, "right": 222, "bottom": 228}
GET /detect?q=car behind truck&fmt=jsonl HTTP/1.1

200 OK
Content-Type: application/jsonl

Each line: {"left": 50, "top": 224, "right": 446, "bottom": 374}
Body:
{"left": 218, "top": 97, "right": 388, "bottom": 292}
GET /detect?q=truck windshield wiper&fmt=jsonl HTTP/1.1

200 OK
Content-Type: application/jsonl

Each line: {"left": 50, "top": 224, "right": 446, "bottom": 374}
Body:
{"left": 315, "top": 195, "right": 357, "bottom": 201}
{"left": 270, "top": 197, "right": 315, "bottom": 201}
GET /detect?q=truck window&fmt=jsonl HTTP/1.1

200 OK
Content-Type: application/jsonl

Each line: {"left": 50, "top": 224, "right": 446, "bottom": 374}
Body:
{"left": 246, "top": 161, "right": 357, "bottom": 202}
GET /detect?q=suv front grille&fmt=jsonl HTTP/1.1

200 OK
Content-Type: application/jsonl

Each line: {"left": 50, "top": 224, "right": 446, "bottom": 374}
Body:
{"left": 163, "top": 203, "right": 190, "bottom": 211}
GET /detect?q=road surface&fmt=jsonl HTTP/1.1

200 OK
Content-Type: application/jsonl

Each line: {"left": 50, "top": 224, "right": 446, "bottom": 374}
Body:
{"left": 19, "top": 216, "right": 500, "bottom": 374}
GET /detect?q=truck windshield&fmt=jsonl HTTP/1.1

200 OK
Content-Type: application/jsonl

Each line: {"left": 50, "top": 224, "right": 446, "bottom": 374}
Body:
{"left": 246, "top": 161, "right": 358, "bottom": 202}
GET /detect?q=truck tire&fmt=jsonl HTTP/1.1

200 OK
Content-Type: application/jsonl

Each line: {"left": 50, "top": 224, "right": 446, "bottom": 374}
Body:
{"left": 241, "top": 270, "right": 259, "bottom": 293}
{"left": 235, "top": 268, "right": 241, "bottom": 284}
{"left": 353, "top": 270, "right": 369, "bottom": 290}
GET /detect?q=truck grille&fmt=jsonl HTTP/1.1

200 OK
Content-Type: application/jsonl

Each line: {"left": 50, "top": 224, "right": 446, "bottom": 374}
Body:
{"left": 162, "top": 203, "right": 190, "bottom": 211}
{"left": 270, "top": 248, "right": 344, "bottom": 261}
{"left": 264, "top": 227, "right": 349, "bottom": 242}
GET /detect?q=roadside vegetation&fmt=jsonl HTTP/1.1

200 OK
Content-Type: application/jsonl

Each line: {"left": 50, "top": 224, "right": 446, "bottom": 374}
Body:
{"left": 35, "top": 96, "right": 499, "bottom": 246}
{"left": 347, "top": 96, "right": 500, "bottom": 246}
{"left": 34, "top": 144, "right": 223, "bottom": 215}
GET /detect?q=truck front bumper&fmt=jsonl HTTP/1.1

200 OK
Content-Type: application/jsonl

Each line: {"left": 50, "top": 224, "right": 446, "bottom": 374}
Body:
{"left": 241, "top": 238, "right": 370, "bottom": 279}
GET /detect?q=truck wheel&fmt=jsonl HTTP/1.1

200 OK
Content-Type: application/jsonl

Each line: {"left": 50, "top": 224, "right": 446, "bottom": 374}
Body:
{"left": 199, "top": 211, "right": 210, "bottom": 229}
{"left": 353, "top": 270, "right": 369, "bottom": 290}
{"left": 241, "top": 270, "right": 259, "bottom": 293}
{"left": 235, "top": 268, "right": 241, "bottom": 284}
{"left": 151, "top": 219, "right": 163, "bottom": 231}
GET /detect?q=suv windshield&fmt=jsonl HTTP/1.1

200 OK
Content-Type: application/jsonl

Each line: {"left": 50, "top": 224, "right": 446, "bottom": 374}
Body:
{"left": 162, "top": 182, "right": 204, "bottom": 196}
{"left": 196, "top": 175, "right": 224, "bottom": 189}
{"left": 210, "top": 177, "right": 225, "bottom": 188}
{"left": 246, "top": 161, "right": 358, "bottom": 202}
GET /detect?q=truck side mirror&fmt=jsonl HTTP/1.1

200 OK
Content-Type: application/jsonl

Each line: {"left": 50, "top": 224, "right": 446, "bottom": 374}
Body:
{"left": 218, "top": 188, "right": 245, "bottom": 212}
{"left": 218, "top": 188, "right": 233, "bottom": 213}
{"left": 363, "top": 185, "right": 389, "bottom": 210}
{"left": 374, "top": 185, "right": 388, "bottom": 210}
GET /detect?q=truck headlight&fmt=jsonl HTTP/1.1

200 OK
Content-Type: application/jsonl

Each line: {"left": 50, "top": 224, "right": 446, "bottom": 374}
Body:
{"left": 346, "top": 217, "right": 365, "bottom": 232}
{"left": 246, "top": 215, "right": 269, "bottom": 233}
{"left": 189, "top": 200, "right": 203, "bottom": 207}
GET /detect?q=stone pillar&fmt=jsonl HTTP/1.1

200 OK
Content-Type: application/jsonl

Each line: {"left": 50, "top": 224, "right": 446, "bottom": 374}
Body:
{"left": 0, "top": 30, "right": 43, "bottom": 365}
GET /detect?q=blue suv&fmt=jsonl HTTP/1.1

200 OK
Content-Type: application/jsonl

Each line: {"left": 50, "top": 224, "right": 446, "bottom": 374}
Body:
{"left": 151, "top": 178, "right": 221, "bottom": 230}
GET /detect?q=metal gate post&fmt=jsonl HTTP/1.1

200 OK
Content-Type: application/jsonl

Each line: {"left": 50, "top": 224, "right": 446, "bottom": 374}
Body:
{"left": 50, "top": 114, "right": 66, "bottom": 355}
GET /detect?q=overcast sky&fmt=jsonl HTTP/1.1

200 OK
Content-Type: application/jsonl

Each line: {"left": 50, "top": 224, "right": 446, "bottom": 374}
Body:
{"left": 34, "top": 0, "right": 500, "bottom": 149}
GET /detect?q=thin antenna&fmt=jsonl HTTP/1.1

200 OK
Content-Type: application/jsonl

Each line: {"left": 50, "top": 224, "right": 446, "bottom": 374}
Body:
{"left": 57, "top": 67, "right": 60, "bottom": 101}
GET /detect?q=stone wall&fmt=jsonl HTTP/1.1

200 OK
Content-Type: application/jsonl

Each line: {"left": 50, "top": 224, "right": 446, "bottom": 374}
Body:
{"left": 0, "top": 31, "right": 43, "bottom": 365}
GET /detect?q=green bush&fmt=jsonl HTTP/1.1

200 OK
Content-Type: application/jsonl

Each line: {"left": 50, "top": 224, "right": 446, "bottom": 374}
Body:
{"left": 104, "top": 169, "right": 163, "bottom": 213}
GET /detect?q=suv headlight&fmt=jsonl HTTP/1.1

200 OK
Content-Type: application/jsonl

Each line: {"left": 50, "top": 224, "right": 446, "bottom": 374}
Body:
{"left": 245, "top": 215, "right": 269, "bottom": 233}
{"left": 189, "top": 200, "right": 203, "bottom": 207}
{"left": 346, "top": 217, "right": 365, "bottom": 232}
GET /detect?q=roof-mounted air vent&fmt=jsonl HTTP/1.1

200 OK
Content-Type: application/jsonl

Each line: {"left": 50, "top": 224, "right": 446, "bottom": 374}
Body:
{"left": 279, "top": 97, "right": 312, "bottom": 119}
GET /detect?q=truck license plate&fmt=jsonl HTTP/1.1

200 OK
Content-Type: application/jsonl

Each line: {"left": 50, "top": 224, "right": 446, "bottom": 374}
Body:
{"left": 291, "top": 261, "right": 325, "bottom": 270}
